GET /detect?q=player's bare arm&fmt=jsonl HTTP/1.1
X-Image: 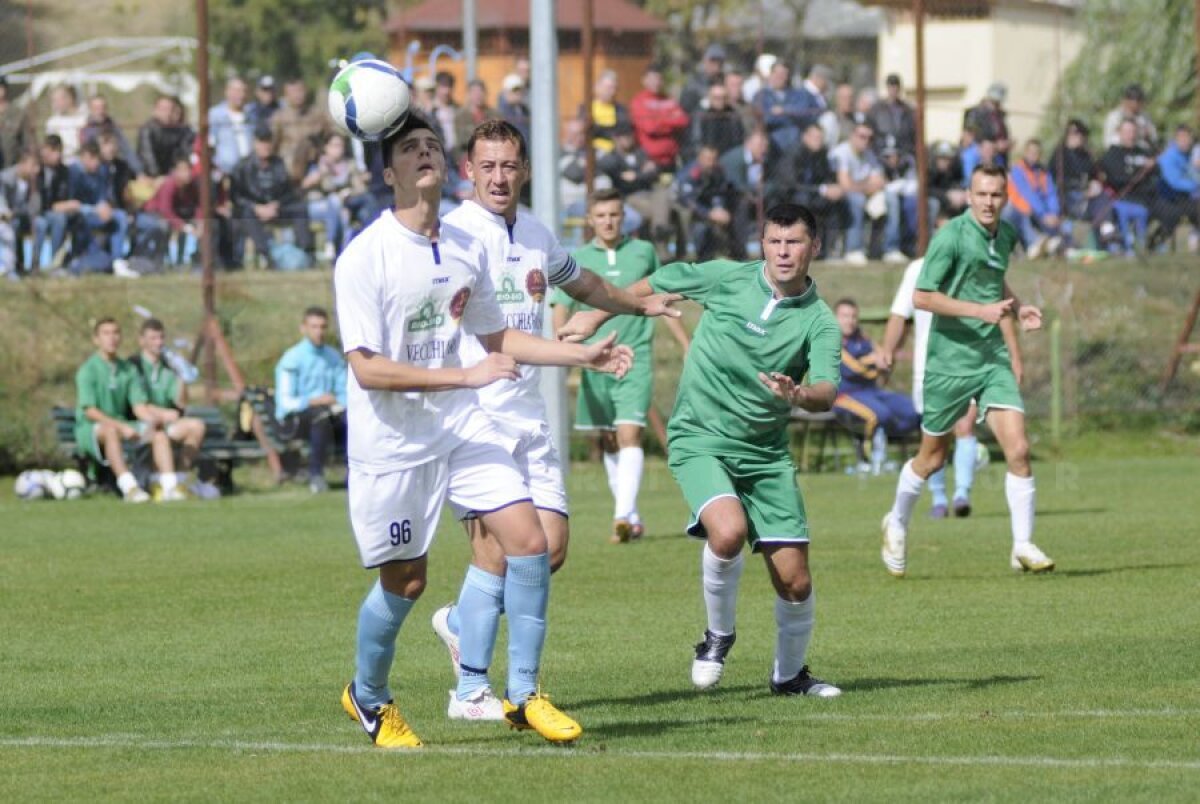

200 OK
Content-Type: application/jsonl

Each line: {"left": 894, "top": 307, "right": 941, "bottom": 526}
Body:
{"left": 1003, "top": 281, "right": 1043, "bottom": 332}
{"left": 557, "top": 276, "right": 657, "bottom": 342}
{"left": 560, "top": 269, "right": 682, "bottom": 320}
{"left": 346, "top": 347, "right": 519, "bottom": 392}
{"left": 914, "top": 289, "right": 1014, "bottom": 324}
{"left": 878, "top": 314, "right": 908, "bottom": 372}
{"left": 757, "top": 373, "right": 838, "bottom": 412}
{"left": 481, "top": 328, "right": 633, "bottom": 378}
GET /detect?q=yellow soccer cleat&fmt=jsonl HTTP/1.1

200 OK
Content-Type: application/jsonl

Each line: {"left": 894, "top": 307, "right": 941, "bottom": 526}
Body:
{"left": 503, "top": 693, "right": 582, "bottom": 743}
{"left": 341, "top": 682, "right": 423, "bottom": 749}
{"left": 1010, "top": 544, "right": 1056, "bottom": 574}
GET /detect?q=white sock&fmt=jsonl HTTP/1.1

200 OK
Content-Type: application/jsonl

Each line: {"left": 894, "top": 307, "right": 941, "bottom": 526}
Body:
{"left": 701, "top": 544, "right": 743, "bottom": 635}
{"left": 890, "top": 460, "right": 926, "bottom": 527}
{"left": 116, "top": 472, "right": 139, "bottom": 495}
{"left": 614, "top": 446, "right": 644, "bottom": 520}
{"left": 773, "top": 593, "right": 815, "bottom": 683}
{"left": 1005, "top": 473, "right": 1036, "bottom": 547}
{"left": 603, "top": 450, "right": 619, "bottom": 506}
{"left": 160, "top": 472, "right": 178, "bottom": 492}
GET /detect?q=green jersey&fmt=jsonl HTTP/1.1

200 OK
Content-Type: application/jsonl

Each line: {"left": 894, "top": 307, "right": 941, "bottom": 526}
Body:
{"left": 649, "top": 259, "right": 841, "bottom": 455}
{"left": 916, "top": 211, "right": 1018, "bottom": 373}
{"left": 552, "top": 236, "right": 659, "bottom": 353}
{"left": 74, "top": 353, "right": 148, "bottom": 443}
{"left": 129, "top": 353, "right": 179, "bottom": 409}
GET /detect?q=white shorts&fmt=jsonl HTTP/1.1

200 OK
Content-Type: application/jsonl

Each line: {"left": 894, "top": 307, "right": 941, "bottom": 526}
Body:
{"left": 348, "top": 436, "right": 530, "bottom": 568}
{"left": 451, "top": 414, "right": 567, "bottom": 519}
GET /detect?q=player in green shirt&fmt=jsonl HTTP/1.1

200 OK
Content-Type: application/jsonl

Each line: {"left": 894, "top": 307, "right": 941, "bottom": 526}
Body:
{"left": 881, "top": 164, "right": 1054, "bottom": 577}
{"left": 551, "top": 189, "right": 691, "bottom": 543}
{"left": 559, "top": 203, "right": 843, "bottom": 697}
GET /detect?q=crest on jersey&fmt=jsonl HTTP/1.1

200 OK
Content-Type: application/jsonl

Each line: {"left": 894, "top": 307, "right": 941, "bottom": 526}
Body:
{"left": 449, "top": 287, "right": 471, "bottom": 321}
{"left": 495, "top": 275, "right": 525, "bottom": 305}
{"left": 525, "top": 268, "right": 547, "bottom": 303}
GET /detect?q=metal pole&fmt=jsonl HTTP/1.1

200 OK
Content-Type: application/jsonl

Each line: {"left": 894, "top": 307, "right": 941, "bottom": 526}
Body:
{"left": 913, "top": 0, "right": 929, "bottom": 256}
{"left": 463, "top": 0, "right": 478, "bottom": 82}
{"left": 1195, "top": 0, "right": 1200, "bottom": 131}
{"left": 530, "top": 0, "right": 569, "bottom": 470}
{"left": 582, "top": 0, "right": 595, "bottom": 199}
{"left": 195, "top": 0, "right": 217, "bottom": 400}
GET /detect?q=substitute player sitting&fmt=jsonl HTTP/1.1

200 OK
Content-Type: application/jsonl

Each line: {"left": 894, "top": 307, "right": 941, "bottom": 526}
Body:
{"left": 560, "top": 203, "right": 844, "bottom": 697}
{"left": 880, "top": 164, "right": 1054, "bottom": 577}
{"left": 552, "top": 188, "right": 691, "bottom": 543}
{"left": 335, "top": 113, "right": 630, "bottom": 749}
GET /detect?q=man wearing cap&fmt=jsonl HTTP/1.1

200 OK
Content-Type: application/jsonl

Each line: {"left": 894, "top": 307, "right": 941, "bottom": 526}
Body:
{"left": 1103, "top": 84, "right": 1158, "bottom": 151}
{"left": 963, "top": 83, "right": 1010, "bottom": 164}
{"left": 928, "top": 140, "right": 967, "bottom": 222}
{"left": 247, "top": 75, "right": 280, "bottom": 129}
{"left": 870, "top": 74, "right": 916, "bottom": 159}
{"left": 681, "top": 44, "right": 726, "bottom": 117}
{"left": 498, "top": 74, "right": 532, "bottom": 150}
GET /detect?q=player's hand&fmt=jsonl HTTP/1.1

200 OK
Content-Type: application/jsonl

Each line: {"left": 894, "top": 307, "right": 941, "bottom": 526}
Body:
{"left": 875, "top": 348, "right": 894, "bottom": 372}
{"left": 119, "top": 423, "right": 139, "bottom": 440}
{"left": 464, "top": 353, "right": 519, "bottom": 388}
{"left": 557, "top": 310, "right": 609, "bottom": 343}
{"left": 580, "top": 332, "right": 633, "bottom": 379}
{"left": 161, "top": 408, "right": 181, "bottom": 423}
{"left": 978, "top": 298, "right": 1014, "bottom": 324}
{"left": 639, "top": 292, "right": 683, "bottom": 319}
{"left": 758, "top": 371, "right": 801, "bottom": 405}
{"left": 1018, "top": 305, "right": 1043, "bottom": 332}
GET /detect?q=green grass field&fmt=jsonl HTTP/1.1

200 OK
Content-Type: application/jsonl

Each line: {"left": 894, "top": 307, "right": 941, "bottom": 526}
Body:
{"left": 2, "top": 456, "right": 1198, "bottom": 801}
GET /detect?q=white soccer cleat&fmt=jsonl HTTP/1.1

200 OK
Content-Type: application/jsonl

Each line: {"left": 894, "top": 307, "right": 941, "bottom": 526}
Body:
{"left": 1011, "top": 543, "right": 1055, "bottom": 573}
{"left": 123, "top": 487, "right": 151, "bottom": 504}
{"left": 446, "top": 687, "right": 505, "bottom": 721}
{"left": 691, "top": 630, "right": 736, "bottom": 690}
{"left": 431, "top": 604, "right": 461, "bottom": 676}
{"left": 881, "top": 512, "right": 907, "bottom": 578}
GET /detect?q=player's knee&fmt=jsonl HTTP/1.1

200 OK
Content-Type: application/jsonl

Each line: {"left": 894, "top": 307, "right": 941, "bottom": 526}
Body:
{"left": 548, "top": 542, "right": 568, "bottom": 573}
{"left": 777, "top": 573, "right": 812, "bottom": 603}
{"left": 1005, "top": 437, "right": 1031, "bottom": 469}
{"left": 706, "top": 523, "right": 747, "bottom": 559}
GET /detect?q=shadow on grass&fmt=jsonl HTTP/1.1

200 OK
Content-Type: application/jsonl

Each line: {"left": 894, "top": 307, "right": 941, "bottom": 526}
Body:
{"left": 1054, "top": 562, "right": 1192, "bottom": 578}
{"left": 567, "top": 683, "right": 762, "bottom": 712}
{"left": 840, "top": 674, "right": 1039, "bottom": 694}
{"left": 970, "top": 507, "right": 1108, "bottom": 519}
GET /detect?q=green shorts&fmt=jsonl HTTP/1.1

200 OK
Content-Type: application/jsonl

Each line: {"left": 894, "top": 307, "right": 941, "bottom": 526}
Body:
{"left": 76, "top": 419, "right": 144, "bottom": 464}
{"left": 668, "top": 441, "right": 809, "bottom": 551}
{"left": 921, "top": 364, "right": 1024, "bottom": 436}
{"left": 574, "top": 356, "right": 652, "bottom": 431}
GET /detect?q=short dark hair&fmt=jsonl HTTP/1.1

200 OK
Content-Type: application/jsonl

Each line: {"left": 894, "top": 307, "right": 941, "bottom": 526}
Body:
{"left": 382, "top": 110, "right": 444, "bottom": 163}
{"left": 1066, "top": 117, "right": 1089, "bottom": 137}
{"left": 253, "top": 125, "right": 273, "bottom": 143}
{"left": 834, "top": 297, "right": 858, "bottom": 310}
{"left": 79, "top": 141, "right": 101, "bottom": 159}
{"left": 970, "top": 163, "right": 1007, "bottom": 185}
{"left": 93, "top": 316, "right": 118, "bottom": 334}
{"left": 43, "top": 134, "right": 63, "bottom": 151}
{"left": 1176, "top": 124, "right": 1194, "bottom": 136}
{"left": 466, "top": 118, "right": 528, "bottom": 163}
{"left": 303, "top": 306, "right": 328, "bottom": 321}
{"left": 762, "top": 202, "right": 818, "bottom": 238}
{"left": 587, "top": 187, "right": 623, "bottom": 208}
{"left": 140, "top": 317, "right": 165, "bottom": 334}
{"left": 435, "top": 71, "right": 454, "bottom": 88}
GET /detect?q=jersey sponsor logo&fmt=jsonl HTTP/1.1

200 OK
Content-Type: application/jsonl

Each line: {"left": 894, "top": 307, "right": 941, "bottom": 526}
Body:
{"left": 525, "top": 268, "right": 547, "bottom": 303}
{"left": 408, "top": 300, "right": 447, "bottom": 332}
{"left": 745, "top": 321, "right": 768, "bottom": 336}
{"left": 495, "top": 275, "right": 526, "bottom": 305}
{"left": 505, "top": 309, "right": 544, "bottom": 333}
{"left": 405, "top": 335, "right": 460, "bottom": 362}
{"left": 449, "top": 287, "right": 471, "bottom": 321}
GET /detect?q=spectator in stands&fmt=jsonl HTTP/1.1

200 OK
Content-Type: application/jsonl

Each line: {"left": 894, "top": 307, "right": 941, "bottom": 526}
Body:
{"left": 498, "top": 74, "right": 532, "bottom": 149}
{"left": 67, "top": 141, "right": 131, "bottom": 275}
{"left": 137, "top": 95, "right": 194, "bottom": 179}
{"left": 45, "top": 85, "right": 87, "bottom": 164}
{"left": 247, "top": 75, "right": 280, "bottom": 128}
{"left": 302, "top": 133, "right": 368, "bottom": 259}
{"left": 97, "top": 132, "right": 135, "bottom": 213}
{"left": 719, "top": 128, "right": 780, "bottom": 235}
{"left": 274, "top": 305, "right": 347, "bottom": 493}
{"left": 820, "top": 82, "right": 855, "bottom": 149}
{"left": 411, "top": 75, "right": 436, "bottom": 118}
{"left": 230, "top": 126, "right": 311, "bottom": 269}
{"left": 1049, "top": 118, "right": 1099, "bottom": 225}
{"left": 209, "top": 77, "right": 252, "bottom": 178}
{"left": 853, "top": 87, "right": 877, "bottom": 129}
{"left": 559, "top": 118, "right": 604, "bottom": 221}
{"left": 32, "top": 135, "right": 72, "bottom": 269}
{"left": 798, "top": 64, "right": 833, "bottom": 117}
{"left": 1006, "top": 138, "right": 1067, "bottom": 258}
{"left": 1103, "top": 84, "right": 1158, "bottom": 151}
{"left": 128, "top": 317, "right": 214, "bottom": 499}
{"left": 80, "top": 94, "right": 142, "bottom": 174}
{"left": 724, "top": 70, "right": 757, "bottom": 137}
{"left": 598, "top": 121, "right": 671, "bottom": 250}
{"left": 454, "top": 79, "right": 499, "bottom": 164}
{"left": 681, "top": 43, "right": 726, "bottom": 116}
{"left": 431, "top": 72, "right": 460, "bottom": 156}
{"left": 675, "top": 142, "right": 745, "bottom": 260}
{"left": 960, "top": 135, "right": 998, "bottom": 182}
{"left": 831, "top": 122, "right": 903, "bottom": 264}
{"left": 1154, "top": 124, "right": 1200, "bottom": 252}
{"left": 0, "top": 147, "right": 38, "bottom": 278}
{"left": 1098, "top": 118, "right": 1158, "bottom": 255}
{"left": 831, "top": 298, "right": 919, "bottom": 474}
{"left": 585, "top": 70, "right": 631, "bottom": 154}
{"left": 780, "top": 122, "right": 845, "bottom": 252}
{"left": 879, "top": 135, "right": 923, "bottom": 255}
{"left": 497, "top": 58, "right": 529, "bottom": 116}
{"left": 0, "top": 79, "right": 32, "bottom": 169}
{"left": 928, "top": 140, "right": 967, "bottom": 222}
{"left": 963, "top": 82, "right": 1010, "bottom": 164}
{"left": 741, "top": 53, "right": 776, "bottom": 106}
{"left": 630, "top": 65, "right": 689, "bottom": 169}
{"left": 870, "top": 74, "right": 916, "bottom": 158}
{"left": 754, "top": 61, "right": 811, "bottom": 152}
{"left": 270, "top": 78, "right": 331, "bottom": 183}
{"left": 138, "top": 156, "right": 201, "bottom": 264}
{"left": 689, "top": 79, "right": 745, "bottom": 163}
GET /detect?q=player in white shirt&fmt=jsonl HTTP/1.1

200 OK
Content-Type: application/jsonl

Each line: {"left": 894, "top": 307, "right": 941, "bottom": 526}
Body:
{"left": 336, "top": 113, "right": 632, "bottom": 748}
{"left": 432, "top": 120, "right": 681, "bottom": 721}
{"left": 878, "top": 258, "right": 981, "bottom": 519}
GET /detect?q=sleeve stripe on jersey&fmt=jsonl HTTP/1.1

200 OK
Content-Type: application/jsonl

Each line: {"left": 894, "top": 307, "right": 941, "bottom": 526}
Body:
{"left": 548, "top": 255, "right": 580, "bottom": 286}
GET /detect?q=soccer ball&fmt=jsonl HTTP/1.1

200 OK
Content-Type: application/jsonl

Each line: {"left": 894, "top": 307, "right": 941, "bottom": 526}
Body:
{"left": 58, "top": 469, "right": 87, "bottom": 500}
{"left": 14, "top": 470, "right": 46, "bottom": 500}
{"left": 327, "top": 59, "right": 411, "bottom": 142}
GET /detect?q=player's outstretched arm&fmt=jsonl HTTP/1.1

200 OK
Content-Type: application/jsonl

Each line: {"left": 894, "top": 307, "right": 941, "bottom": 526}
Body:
{"left": 560, "top": 269, "right": 682, "bottom": 320}
{"left": 914, "top": 290, "right": 1014, "bottom": 325}
{"left": 1003, "top": 281, "right": 1043, "bottom": 332}
{"left": 346, "top": 348, "right": 518, "bottom": 392}
{"left": 757, "top": 373, "right": 838, "bottom": 413}
{"left": 558, "top": 277, "right": 652, "bottom": 342}
{"left": 481, "top": 328, "right": 633, "bottom": 378}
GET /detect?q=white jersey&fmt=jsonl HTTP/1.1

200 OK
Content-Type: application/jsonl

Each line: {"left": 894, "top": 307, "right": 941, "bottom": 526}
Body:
{"left": 334, "top": 210, "right": 507, "bottom": 473}
{"left": 890, "top": 258, "right": 932, "bottom": 412}
{"left": 444, "top": 200, "right": 582, "bottom": 423}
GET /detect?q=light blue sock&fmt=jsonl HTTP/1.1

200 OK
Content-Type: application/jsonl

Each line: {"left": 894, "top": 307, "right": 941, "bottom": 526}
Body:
{"left": 454, "top": 565, "right": 506, "bottom": 700}
{"left": 504, "top": 553, "right": 550, "bottom": 705}
{"left": 353, "top": 581, "right": 415, "bottom": 710}
{"left": 447, "top": 603, "right": 460, "bottom": 636}
{"left": 953, "top": 436, "right": 978, "bottom": 501}
{"left": 928, "top": 466, "right": 949, "bottom": 508}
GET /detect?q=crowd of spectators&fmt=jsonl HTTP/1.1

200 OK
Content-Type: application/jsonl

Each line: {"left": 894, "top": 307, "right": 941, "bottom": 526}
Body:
{"left": 1, "top": 55, "right": 1198, "bottom": 280}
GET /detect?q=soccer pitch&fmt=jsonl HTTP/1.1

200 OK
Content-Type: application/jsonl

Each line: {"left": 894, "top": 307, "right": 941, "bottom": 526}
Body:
{"left": 2, "top": 456, "right": 1198, "bottom": 801}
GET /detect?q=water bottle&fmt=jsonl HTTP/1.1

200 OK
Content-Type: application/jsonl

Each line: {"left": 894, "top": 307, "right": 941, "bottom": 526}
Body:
{"left": 164, "top": 347, "right": 200, "bottom": 384}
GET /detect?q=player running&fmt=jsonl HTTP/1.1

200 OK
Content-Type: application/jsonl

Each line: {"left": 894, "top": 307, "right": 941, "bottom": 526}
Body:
{"left": 560, "top": 203, "right": 844, "bottom": 697}
{"left": 335, "top": 113, "right": 631, "bottom": 748}
{"left": 880, "top": 164, "right": 1054, "bottom": 577}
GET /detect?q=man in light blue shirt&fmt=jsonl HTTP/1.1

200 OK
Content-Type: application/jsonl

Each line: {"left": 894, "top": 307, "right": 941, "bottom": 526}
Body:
{"left": 208, "top": 77, "right": 252, "bottom": 178}
{"left": 275, "top": 305, "right": 347, "bottom": 492}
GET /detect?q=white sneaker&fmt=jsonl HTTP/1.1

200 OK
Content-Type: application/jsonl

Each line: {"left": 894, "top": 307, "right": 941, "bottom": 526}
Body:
{"left": 883, "top": 250, "right": 908, "bottom": 264}
{"left": 112, "top": 258, "right": 140, "bottom": 279}
{"left": 446, "top": 686, "right": 505, "bottom": 721}
{"left": 159, "top": 486, "right": 187, "bottom": 502}
{"left": 1011, "top": 543, "right": 1055, "bottom": 573}
{"left": 123, "top": 486, "right": 151, "bottom": 503}
{"left": 431, "top": 604, "right": 461, "bottom": 675}
{"left": 881, "top": 512, "right": 907, "bottom": 577}
{"left": 844, "top": 250, "right": 868, "bottom": 265}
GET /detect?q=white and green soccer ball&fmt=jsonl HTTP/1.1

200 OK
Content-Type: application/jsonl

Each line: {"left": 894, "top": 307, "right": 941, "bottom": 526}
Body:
{"left": 327, "top": 59, "right": 411, "bottom": 142}
{"left": 14, "top": 470, "right": 47, "bottom": 500}
{"left": 58, "top": 469, "right": 87, "bottom": 500}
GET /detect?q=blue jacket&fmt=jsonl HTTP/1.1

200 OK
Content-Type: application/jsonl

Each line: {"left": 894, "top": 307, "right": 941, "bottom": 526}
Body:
{"left": 67, "top": 163, "right": 114, "bottom": 206}
{"left": 839, "top": 329, "right": 880, "bottom": 393}
{"left": 1008, "top": 160, "right": 1060, "bottom": 219}
{"left": 754, "top": 87, "right": 817, "bottom": 151}
{"left": 274, "top": 339, "right": 347, "bottom": 419}
{"left": 208, "top": 102, "right": 253, "bottom": 176}
{"left": 1157, "top": 142, "right": 1199, "bottom": 201}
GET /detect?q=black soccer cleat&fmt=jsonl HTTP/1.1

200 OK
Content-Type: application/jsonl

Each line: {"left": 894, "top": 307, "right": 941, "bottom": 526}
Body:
{"left": 691, "top": 629, "right": 736, "bottom": 689}
{"left": 769, "top": 665, "right": 842, "bottom": 698}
